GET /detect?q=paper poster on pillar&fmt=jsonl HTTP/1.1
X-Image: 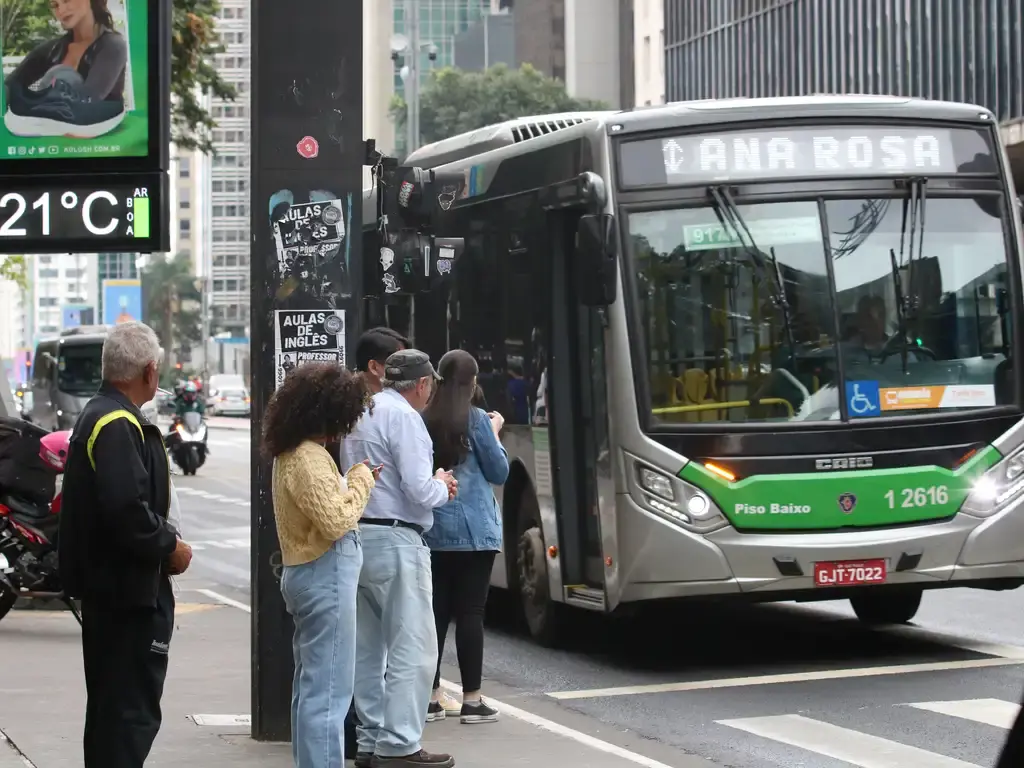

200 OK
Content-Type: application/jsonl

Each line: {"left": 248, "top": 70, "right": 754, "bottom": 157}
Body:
{"left": 269, "top": 190, "right": 354, "bottom": 308}
{"left": 273, "top": 309, "right": 346, "bottom": 389}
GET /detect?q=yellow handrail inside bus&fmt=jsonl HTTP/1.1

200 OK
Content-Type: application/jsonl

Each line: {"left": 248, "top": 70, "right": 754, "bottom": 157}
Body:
{"left": 652, "top": 398, "right": 794, "bottom": 417}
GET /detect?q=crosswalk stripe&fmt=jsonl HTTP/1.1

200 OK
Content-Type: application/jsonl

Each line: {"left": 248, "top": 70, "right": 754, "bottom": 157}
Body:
{"left": 717, "top": 714, "right": 981, "bottom": 767}
{"left": 910, "top": 698, "right": 1020, "bottom": 729}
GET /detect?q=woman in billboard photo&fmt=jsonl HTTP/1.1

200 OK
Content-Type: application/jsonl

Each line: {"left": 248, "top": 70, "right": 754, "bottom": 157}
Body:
{"left": 3, "top": 0, "right": 128, "bottom": 138}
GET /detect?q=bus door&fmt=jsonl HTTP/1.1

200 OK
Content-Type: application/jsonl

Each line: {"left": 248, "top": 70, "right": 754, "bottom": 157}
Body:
{"left": 546, "top": 207, "right": 612, "bottom": 602}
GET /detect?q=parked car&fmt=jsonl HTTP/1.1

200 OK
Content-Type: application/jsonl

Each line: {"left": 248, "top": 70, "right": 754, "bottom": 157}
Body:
{"left": 209, "top": 387, "right": 250, "bottom": 417}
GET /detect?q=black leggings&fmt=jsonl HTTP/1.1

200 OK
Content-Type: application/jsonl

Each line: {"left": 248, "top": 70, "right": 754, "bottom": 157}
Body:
{"left": 431, "top": 549, "right": 496, "bottom": 692}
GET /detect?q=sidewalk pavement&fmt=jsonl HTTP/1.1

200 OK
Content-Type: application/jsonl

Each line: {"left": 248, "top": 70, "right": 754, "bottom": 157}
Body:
{"left": 0, "top": 578, "right": 710, "bottom": 768}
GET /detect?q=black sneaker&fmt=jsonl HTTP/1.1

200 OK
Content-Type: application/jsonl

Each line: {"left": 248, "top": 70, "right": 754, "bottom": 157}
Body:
{"left": 4, "top": 81, "right": 125, "bottom": 138}
{"left": 370, "top": 750, "right": 454, "bottom": 767}
{"left": 425, "top": 700, "right": 446, "bottom": 723}
{"left": 460, "top": 699, "right": 499, "bottom": 724}
{"left": 354, "top": 753, "right": 374, "bottom": 768}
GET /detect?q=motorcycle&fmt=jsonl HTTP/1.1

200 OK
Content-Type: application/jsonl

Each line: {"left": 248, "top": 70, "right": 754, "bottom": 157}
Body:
{"left": 0, "top": 430, "right": 78, "bottom": 625}
{"left": 166, "top": 411, "right": 208, "bottom": 476}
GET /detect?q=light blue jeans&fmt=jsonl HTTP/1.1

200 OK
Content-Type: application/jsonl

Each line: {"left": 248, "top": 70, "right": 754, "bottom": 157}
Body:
{"left": 354, "top": 525, "right": 438, "bottom": 758}
{"left": 280, "top": 530, "right": 362, "bottom": 768}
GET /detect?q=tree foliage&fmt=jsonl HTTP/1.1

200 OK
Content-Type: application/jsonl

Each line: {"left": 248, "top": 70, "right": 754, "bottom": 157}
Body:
{"left": 142, "top": 252, "right": 202, "bottom": 369}
{"left": 0, "top": 0, "right": 235, "bottom": 154}
{"left": 0, "top": 0, "right": 56, "bottom": 56}
{"left": 0, "top": 255, "right": 27, "bottom": 291}
{"left": 171, "top": 0, "right": 237, "bottom": 153}
{"left": 390, "top": 63, "right": 609, "bottom": 146}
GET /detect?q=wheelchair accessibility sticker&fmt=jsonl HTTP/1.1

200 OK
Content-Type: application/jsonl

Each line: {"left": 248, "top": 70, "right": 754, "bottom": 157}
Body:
{"left": 846, "top": 380, "right": 880, "bottom": 418}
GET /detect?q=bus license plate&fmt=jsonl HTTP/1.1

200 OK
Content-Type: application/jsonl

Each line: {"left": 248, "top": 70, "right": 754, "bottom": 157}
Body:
{"left": 814, "top": 559, "right": 887, "bottom": 587}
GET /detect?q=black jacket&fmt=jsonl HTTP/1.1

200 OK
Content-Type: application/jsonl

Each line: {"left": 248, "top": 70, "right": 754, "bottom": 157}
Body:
{"left": 58, "top": 383, "right": 178, "bottom": 607}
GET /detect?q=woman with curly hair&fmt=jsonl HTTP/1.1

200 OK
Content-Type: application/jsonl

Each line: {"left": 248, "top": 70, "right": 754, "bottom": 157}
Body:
{"left": 262, "top": 363, "right": 379, "bottom": 768}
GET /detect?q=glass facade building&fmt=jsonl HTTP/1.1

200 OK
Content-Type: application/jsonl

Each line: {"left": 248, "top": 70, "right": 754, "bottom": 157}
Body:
{"left": 664, "top": 0, "right": 1024, "bottom": 125}
{"left": 393, "top": 0, "right": 493, "bottom": 154}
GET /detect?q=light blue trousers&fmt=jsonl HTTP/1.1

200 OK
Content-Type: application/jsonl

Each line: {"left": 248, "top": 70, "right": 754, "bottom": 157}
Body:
{"left": 354, "top": 525, "right": 438, "bottom": 758}
{"left": 280, "top": 530, "right": 362, "bottom": 768}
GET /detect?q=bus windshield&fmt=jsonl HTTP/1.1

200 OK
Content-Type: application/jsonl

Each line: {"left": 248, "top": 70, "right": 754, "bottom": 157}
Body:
{"left": 629, "top": 195, "right": 1015, "bottom": 426}
{"left": 58, "top": 344, "right": 103, "bottom": 397}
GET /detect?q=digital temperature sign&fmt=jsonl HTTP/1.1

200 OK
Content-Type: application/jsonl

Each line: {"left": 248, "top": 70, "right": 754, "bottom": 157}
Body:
{"left": 0, "top": 171, "right": 167, "bottom": 253}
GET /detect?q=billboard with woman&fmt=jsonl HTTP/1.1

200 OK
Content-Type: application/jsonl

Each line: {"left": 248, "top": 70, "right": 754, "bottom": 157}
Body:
{"left": 0, "top": 0, "right": 147, "bottom": 157}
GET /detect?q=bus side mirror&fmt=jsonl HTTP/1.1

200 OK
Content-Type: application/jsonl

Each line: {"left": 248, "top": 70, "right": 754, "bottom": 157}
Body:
{"left": 575, "top": 214, "right": 617, "bottom": 306}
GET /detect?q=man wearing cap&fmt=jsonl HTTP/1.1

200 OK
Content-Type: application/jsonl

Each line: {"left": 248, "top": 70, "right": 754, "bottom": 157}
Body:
{"left": 342, "top": 349, "right": 458, "bottom": 768}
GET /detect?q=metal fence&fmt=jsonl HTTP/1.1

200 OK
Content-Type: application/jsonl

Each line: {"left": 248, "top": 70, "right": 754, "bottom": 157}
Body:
{"left": 665, "top": 0, "right": 1024, "bottom": 125}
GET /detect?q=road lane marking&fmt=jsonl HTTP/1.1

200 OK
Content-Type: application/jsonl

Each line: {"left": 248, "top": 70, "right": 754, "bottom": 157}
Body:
{"left": 195, "top": 589, "right": 253, "bottom": 613}
{"left": 717, "top": 714, "right": 980, "bottom": 767}
{"left": 196, "top": 591, "right": 695, "bottom": 768}
{"left": 546, "top": 657, "right": 1023, "bottom": 699}
{"left": 909, "top": 698, "right": 1020, "bottom": 728}
{"left": 0, "top": 728, "right": 37, "bottom": 767}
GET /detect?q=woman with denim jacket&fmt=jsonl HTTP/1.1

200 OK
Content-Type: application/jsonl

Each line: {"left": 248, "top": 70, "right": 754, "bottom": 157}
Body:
{"left": 422, "top": 350, "right": 509, "bottom": 725}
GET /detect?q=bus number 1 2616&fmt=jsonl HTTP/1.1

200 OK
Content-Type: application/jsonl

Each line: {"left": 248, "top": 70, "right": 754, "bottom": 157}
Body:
{"left": 885, "top": 486, "right": 949, "bottom": 509}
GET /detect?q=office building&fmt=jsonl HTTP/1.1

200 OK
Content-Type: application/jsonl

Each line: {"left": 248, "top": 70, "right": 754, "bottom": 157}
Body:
{"left": 366, "top": 0, "right": 397, "bottom": 183}
{"left": 0, "top": 278, "right": 28, "bottom": 364}
{"left": 633, "top": 0, "right": 664, "bottom": 106}
{"left": 454, "top": 10, "right": 515, "bottom": 71}
{"left": 507, "top": 0, "right": 629, "bottom": 108}
{"left": 167, "top": 0, "right": 249, "bottom": 346}
{"left": 29, "top": 253, "right": 97, "bottom": 341}
{"left": 392, "top": 0, "right": 493, "bottom": 155}
{"left": 510, "top": 0, "right": 565, "bottom": 83}
{"left": 96, "top": 253, "right": 139, "bottom": 322}
{"left": 663, "top": 0, "right": 1024, "bottom": 181}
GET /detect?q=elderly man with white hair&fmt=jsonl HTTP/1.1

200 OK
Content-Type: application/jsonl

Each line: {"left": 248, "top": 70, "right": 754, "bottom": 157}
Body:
{"left": 57, "top": 321, "right": 194, "bottom": 768}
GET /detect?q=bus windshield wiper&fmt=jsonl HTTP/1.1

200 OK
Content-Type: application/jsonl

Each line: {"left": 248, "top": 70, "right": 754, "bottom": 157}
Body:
{"left": 707, "top": 185, "right": 796, "bottom": 359}
{"left": 891, "top": 178, "right": 928, "bottom": 371}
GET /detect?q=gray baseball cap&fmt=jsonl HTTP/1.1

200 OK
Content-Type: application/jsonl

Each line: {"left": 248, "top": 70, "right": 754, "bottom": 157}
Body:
{"left": 384, "top": 349, "right": 442, "bottom": 383}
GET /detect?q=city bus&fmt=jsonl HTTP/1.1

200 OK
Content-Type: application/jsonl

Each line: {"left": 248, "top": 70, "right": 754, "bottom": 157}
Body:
{"left": 366, "top": 95, "right": 1024, "bottom": 646}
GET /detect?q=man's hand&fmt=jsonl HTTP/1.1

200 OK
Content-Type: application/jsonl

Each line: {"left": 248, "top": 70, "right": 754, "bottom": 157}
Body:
{"left": 488, "top": 411, "right": 505, "bottom": 435}
{"left": 167, "top": 539, "right": 193, "bottom": 575}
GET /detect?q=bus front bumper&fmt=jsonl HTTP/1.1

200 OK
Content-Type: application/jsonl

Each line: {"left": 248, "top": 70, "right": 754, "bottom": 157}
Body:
{"left": 615, "top": 494, "right": 1024, "bottom": 603}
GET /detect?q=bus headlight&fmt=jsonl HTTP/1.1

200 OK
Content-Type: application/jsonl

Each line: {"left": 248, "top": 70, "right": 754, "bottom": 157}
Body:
{"left": 638, "top": 467, "right": 674, "bottom": 501}
{"left": 962, "top": 445, "right": 1024, "bottom": 518}
{"left": 631, "top": 457, "right": 724, "bottom": 531}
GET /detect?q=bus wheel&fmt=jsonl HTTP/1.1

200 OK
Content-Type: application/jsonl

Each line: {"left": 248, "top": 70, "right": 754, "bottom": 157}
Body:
{"left": 850, "top": 589, "right": 922, "bottom": 625}
{"left": 517, "top": 525, "right": 566, "bottom": 647}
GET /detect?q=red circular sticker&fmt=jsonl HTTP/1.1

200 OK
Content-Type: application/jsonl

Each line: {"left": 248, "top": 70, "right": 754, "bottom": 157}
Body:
{"left": 296, "top": 136, "right": 319, "bottom": 159}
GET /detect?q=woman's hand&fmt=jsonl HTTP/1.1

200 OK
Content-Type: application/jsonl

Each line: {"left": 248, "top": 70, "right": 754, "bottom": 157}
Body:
{"left": 435, "top": 468, "right": 458, "bottom": 500}
{"left": 362, "top": 459, "right": 383, "bottom": 482}
{"left": 488, "top": 411, "right": 505, "bottom": 435}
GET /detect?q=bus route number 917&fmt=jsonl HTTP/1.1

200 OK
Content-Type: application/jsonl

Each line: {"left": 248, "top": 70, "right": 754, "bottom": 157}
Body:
{"left": 884, "top": 485, "right": 949, "bottom": 509}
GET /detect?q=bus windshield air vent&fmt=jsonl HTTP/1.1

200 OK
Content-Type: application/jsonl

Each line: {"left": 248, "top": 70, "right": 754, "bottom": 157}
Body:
{"left": 509, "top": 116, "right": 592, "bottom": 143}
{"left": 403, "top": 111, "right": 614, "bottom": 169}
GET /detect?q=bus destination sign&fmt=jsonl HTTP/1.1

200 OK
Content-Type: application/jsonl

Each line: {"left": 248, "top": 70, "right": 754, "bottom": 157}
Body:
{"left": 618, "top": 125, "right": 995, "bottom": 187}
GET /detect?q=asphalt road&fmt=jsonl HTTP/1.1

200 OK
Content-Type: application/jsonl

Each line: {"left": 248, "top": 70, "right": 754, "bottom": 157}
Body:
{"left": 175, "top": 420, "right": 1024, "bottom": 767}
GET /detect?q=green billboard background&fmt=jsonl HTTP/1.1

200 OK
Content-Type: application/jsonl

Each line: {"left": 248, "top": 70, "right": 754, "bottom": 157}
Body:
{"left": 0, "top": 0, "right": 149, "bottom": 159}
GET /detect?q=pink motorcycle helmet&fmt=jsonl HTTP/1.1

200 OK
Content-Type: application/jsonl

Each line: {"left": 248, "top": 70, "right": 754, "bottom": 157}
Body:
{"left": 39, "top": 430, "right": 71, "bottom": 472}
